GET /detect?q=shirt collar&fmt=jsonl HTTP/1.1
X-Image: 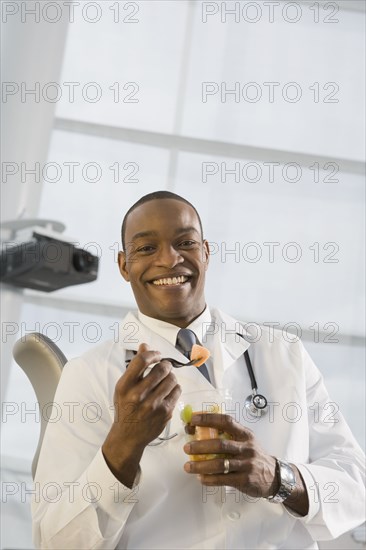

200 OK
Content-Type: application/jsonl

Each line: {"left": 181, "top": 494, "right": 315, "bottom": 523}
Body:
{"left": 137, "top": 306, "right": 212, "bottom": 348}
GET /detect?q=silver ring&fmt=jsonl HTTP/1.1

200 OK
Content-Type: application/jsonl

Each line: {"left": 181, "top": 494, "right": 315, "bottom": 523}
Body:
{"left": 223, "top": 458, "right": 230, "bottom": 474}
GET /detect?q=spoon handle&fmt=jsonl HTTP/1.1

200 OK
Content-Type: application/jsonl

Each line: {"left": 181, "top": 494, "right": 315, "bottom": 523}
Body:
{"left": 125, "top": 354, "right": 196, "bottom": 368}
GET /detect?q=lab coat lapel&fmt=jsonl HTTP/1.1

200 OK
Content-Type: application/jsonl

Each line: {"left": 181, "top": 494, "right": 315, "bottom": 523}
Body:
{"left": 211, "top": 308, "right": 251, "bottom": 388}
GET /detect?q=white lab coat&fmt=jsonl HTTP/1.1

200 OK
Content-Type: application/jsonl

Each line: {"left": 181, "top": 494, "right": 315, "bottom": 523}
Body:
{"left": 32, "top": 308, "right": 365, "bottom": 549}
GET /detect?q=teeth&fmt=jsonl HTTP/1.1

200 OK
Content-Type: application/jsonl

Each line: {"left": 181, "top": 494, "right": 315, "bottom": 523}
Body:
{"left": 152, "top": 275, "right": 188, "bottom": 286}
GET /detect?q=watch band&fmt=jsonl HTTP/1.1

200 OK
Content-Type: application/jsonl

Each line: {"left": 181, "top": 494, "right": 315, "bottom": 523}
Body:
{"left": 267, "top": 458, "right": 296, "bottom": 504}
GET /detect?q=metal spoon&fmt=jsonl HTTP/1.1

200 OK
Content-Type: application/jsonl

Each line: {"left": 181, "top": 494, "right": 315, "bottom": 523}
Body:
{"left": 125, "top": 354, "right": 200, "bottom": 368}
{"left": 160, "top": 357, "right": 200, "bottom": 367}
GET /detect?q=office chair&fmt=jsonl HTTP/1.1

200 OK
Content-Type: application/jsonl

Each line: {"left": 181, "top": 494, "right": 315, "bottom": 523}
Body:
{"left": 12, "top": 333, "right": 67, "bottom": 479}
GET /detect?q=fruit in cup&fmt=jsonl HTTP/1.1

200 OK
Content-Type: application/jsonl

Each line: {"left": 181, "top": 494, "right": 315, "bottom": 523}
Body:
{"left": 180, "top": 404, "right": 193, "bottom": 424}
{"left": 181, "top": 403, "right": 222, "bottom": 461}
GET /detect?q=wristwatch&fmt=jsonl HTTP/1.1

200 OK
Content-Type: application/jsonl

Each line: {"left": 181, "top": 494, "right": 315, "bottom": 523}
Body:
{"left": 267, "top": 458, "right": 296, "bottom": 504}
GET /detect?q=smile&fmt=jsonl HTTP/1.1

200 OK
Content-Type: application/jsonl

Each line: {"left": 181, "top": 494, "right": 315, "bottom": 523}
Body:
{"left": 151, "top": 275, "right": 189, "bottom": 286}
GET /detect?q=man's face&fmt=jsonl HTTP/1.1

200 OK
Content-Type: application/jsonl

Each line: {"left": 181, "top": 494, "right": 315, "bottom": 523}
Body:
{"left": 118, "top": 199, "right": 210, "bottom": 327}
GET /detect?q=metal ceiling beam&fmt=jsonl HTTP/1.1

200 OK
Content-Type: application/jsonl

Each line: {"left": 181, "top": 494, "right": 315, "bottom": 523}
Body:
{"left": 54, "top": 117, "right": 365, "bottom": 175}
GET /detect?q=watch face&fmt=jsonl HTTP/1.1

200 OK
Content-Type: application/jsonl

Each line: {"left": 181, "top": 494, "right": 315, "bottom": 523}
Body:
{"left": 267, "top": 460, "right": 296, "bottom": 503}
{"left": 284, "top": 470, "right": 293, "bottom": 483}
{"left": 280, "top": 461, "right": 296, "bottom": 488}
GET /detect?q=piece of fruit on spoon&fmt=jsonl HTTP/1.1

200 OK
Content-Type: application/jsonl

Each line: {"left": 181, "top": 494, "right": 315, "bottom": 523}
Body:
{"left": 190, "top": 344, "right": 210, "bottom": 367}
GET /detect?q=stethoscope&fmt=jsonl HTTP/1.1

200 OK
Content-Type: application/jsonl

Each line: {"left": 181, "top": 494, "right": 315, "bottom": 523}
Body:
{"left": 236, "top": 333, "right": 268, "bottom": 418}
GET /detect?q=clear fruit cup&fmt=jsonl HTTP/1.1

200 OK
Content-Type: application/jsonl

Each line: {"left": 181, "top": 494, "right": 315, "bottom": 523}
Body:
{"left": 178, "top": 389, "right": 233, "bottom": 461}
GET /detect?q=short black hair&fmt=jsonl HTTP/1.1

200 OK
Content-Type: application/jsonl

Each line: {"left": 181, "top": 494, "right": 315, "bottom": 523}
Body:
{"left": 121, "top": 191, "right": 203, "bottom": 250}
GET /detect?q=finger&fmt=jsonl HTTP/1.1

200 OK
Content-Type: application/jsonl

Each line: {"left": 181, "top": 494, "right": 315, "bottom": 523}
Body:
{"left": 190, "top": 413, "right": 253, "bottom": 441}
{"left": 163, "top": 383, "right": 182, "bottom": 408}
{"left": 183, "top": 438, "right": 246, "bottom": 456}
{"left": 184, "top": 457, "right": 246, "bottom": 475}
{"left": 139, "top": 359, "right": 174, "bottom": 393}
{"left": 149, "top": 372, "right": 180, "bottom": 403}
{"left": 122, "top": 345, "right": 162, "bottom": 384}
{"left": 138, "top": 343, "right": 150, "bottom": 353}
{"left": 185, "top": 424, "right": 196, "bottom": 435}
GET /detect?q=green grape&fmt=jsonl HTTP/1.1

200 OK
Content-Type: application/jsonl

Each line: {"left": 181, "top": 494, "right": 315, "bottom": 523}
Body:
{"left": 180, "top": 404, "right": 193, "bottom": 424}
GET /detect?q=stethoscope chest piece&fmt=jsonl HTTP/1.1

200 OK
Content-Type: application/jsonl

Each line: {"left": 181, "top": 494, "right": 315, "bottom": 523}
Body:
{"left": 244, "top": 392, "right": 268, "bottom": 418}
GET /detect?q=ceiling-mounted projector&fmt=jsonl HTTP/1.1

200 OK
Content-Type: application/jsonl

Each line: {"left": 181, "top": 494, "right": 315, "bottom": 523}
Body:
{"left": 0, "top": 220, "right": 99, "bottom": 292}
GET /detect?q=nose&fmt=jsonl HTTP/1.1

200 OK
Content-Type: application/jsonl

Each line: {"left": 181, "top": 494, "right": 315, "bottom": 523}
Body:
{"left": 155, "top": 244, "right": 184, "bottom": 269}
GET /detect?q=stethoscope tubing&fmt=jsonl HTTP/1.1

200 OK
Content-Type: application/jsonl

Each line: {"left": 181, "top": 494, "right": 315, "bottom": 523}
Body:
{"left": 236, "top": 333, "right": 268, "bottom": 416}
{"left": 243, "top": 348, "right": 258, "bottom": 392}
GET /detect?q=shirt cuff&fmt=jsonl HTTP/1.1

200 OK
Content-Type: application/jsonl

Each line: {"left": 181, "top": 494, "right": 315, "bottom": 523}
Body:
{"left": 284, "top": 463, "right": 320, "bottom": 523}
{"left": 86, "top": 448, "right": 141, "bottom": 519}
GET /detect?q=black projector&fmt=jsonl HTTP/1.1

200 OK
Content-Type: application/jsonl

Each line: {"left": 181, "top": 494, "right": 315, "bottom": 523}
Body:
{"left": 1, "top": 232, "right": 99, "bottom": 292}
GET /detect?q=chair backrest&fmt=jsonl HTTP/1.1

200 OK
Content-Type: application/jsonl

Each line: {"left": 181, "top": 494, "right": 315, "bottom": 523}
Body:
{"left": 13, "top": 332, "right": 68, "bottom": 479}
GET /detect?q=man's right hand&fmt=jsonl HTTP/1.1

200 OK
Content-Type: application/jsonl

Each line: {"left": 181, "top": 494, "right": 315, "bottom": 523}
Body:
{"left": 102, "top": 343, "right": 181, "bottom": 488}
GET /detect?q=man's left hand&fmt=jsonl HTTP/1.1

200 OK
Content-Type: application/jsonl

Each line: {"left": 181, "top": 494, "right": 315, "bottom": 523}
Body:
{"left": 183, "top": 413, "right": 278, "bottom": 499}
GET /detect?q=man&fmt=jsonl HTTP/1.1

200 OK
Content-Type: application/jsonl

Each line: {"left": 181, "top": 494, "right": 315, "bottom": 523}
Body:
{"left": 33, "top": 191, "right": 365, "bottom": 549}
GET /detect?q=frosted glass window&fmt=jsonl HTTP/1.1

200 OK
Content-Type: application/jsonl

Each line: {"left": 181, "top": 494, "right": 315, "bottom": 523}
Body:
{"left": 174, "top": 151, "right": 365, "bottom": 334}
{"left": 182, "top": 5, "right": 365, "bottom": 159}
{"left": 55, "top": 1, "right": 189, "bottom": 133}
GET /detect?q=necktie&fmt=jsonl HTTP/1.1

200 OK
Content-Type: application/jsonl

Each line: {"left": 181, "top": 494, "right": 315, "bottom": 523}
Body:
{"left": 175, "top": 328, "right": 211, "bottom": 383}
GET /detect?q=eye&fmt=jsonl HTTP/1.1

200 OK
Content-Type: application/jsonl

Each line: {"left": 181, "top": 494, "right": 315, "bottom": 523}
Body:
{"left": 136, "top": 245, "right": 156, "bottom": 254}
{"left": 179, "top": 240, "right": 197, "bottom": 248}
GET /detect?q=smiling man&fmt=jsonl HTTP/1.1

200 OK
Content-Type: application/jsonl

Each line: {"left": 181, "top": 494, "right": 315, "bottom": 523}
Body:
{"left": 33, "top": 191, "right": 365, "bottom": 550}
{"left": 119, "top": 194, "right": 209, "bottom": 326}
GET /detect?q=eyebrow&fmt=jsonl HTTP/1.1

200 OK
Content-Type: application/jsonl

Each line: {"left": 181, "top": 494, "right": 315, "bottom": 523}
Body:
{"left": 131, "top": 227, "right": 200, "bottom": 241}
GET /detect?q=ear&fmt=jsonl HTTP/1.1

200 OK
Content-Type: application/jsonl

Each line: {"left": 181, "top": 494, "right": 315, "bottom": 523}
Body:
{"left": 202, "top": 239, "right": 210, "bottom": 270}
{"left": 118, "top": 250, "right": 130, "bottom": 282}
